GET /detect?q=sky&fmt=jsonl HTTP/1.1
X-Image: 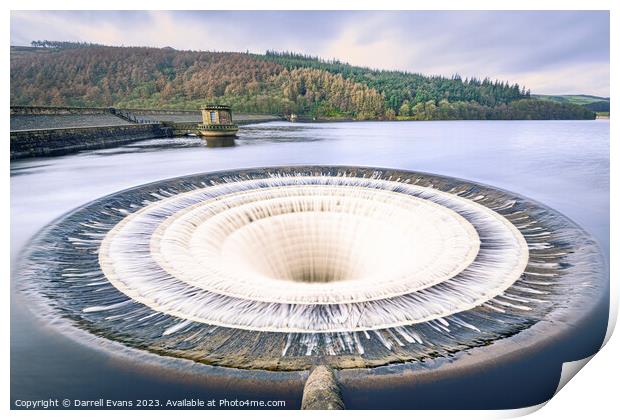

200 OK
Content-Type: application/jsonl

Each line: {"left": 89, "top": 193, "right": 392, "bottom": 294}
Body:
{"left": 10, "top": 10, "right": 610, "bottom": 96}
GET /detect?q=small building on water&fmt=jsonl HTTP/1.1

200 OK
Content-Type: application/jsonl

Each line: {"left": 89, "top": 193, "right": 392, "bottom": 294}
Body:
{"left": 198, "top": 105, "right": 239, "bottom": 138}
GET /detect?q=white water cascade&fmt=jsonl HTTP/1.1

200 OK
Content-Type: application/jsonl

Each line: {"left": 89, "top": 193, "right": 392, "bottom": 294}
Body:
{"left": 98, "top": 176, "right": 528, "bottom": 333}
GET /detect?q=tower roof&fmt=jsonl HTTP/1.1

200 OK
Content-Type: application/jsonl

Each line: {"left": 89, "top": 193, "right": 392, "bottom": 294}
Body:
{"left": 200, "top": 104, "right": 232, "bottom": 111}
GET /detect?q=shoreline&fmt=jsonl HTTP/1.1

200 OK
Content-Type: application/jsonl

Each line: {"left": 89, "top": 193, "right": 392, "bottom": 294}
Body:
{"left": 9, "top": 108, "right": 609, "bottom": 160}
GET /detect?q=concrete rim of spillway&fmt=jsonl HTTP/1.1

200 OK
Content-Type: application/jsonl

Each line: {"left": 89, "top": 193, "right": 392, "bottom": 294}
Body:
{"left": 15, "top": 165, "right": 608, "bottom": 374}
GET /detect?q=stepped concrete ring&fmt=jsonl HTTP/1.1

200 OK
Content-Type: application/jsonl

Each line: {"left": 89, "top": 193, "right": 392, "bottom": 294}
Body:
{"left": 17, "top": 166, "right": 606, "bottom": 370}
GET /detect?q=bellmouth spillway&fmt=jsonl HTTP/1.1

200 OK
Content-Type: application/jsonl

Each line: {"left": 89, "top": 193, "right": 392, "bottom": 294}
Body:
{"left": 17, "top": 166, "right": 606, "bottom": 371}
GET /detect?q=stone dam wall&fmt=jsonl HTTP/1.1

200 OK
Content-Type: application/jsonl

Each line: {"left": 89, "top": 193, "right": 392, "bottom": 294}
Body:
{"left": 10, "top": 106, "right": 282, "bottom": 159}
{"left": 11, "top": 124, "right": 169, "bottom": 160}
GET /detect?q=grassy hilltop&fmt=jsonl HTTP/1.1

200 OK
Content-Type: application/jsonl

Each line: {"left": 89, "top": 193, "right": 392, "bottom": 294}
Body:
{"left": 533, "top": 94, "right": 609, "bottom": 116}
{"left": 10, "top": 41, "right": 596, "bottom": 120}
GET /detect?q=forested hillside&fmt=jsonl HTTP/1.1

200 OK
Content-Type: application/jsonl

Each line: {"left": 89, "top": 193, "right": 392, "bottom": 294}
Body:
{"left": 10, "top": 43, "right": 596, "bottom": 120}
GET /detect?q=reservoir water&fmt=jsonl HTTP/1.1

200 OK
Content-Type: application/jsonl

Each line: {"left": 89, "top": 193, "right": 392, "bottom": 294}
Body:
{"left": 10, "top": 120, "right": 610, "bottom": 409}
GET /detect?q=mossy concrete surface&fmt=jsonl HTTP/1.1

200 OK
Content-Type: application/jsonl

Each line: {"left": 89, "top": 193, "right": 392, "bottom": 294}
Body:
{"left": 301, "top": 366, "right": 344, "bottom": 410}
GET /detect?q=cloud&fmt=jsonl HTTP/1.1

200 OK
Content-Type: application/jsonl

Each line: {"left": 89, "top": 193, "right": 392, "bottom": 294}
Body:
{"left": 10, "top": 10, "right": 610, "bottom": 96}
{"left": 502, "top": 63, "right": 610, "bottom": 96}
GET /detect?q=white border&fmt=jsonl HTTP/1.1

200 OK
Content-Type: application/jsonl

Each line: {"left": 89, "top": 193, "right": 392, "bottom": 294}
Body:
{"left": 3, "top": 1, "right": 617, "bottom": 419}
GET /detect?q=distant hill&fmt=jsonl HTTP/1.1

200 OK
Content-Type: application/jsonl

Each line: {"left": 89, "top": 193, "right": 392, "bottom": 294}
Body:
{"left": 533, "top": 94, "right": 610, "bottom": 113}
{"left": 10, "top": 42, "right": 596, "bottom": 120}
